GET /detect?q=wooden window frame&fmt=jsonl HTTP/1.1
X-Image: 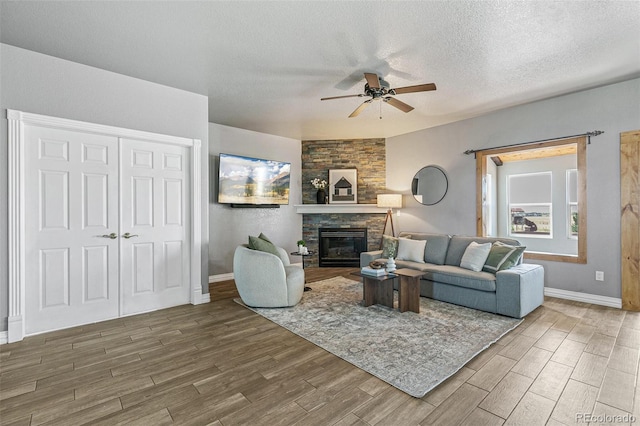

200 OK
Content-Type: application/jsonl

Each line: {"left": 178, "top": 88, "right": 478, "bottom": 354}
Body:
{"left": 475, "top": 136, "right": 587, "bottom": 264}
{"left": 566, "top": 169, "right": 579, "bottom": 239}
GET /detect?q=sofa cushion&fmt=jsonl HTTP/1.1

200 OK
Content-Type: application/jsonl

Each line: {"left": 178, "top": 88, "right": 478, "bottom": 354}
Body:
{"left": 392, "top": 261, "right": 496, "bottom": 292}
{"left": 483, "top": 242, "right": 527, "bottom": 273}
{"left": 445, "top": 235, "right": 521, "bottom": 266}
{"left": 394, "top": 259, "right": 435, "bottom": 271}
{"left": 398, "top": 232, "right": 450, "bottom": 265}
{"left": 422, "top": 265, "right": 497, "bottom": 292}
{"left": 396, "top": 238, "right": 426, "bottom": 263}
{"left": 460, "top": 241, "right": 492, "bottom": 272}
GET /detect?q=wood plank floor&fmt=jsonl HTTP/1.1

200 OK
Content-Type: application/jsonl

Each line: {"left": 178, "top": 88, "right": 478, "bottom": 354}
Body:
{"left": 2, "top": 267, "right": 639, "bottom": 425}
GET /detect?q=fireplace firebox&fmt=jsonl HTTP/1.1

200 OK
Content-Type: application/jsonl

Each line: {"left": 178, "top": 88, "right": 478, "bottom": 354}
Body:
{"left": 318, "top": 227, "right": 367, "bottom": 267}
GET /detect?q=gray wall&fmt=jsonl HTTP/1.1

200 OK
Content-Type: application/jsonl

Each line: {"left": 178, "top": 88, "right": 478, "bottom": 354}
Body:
{"left": 209, "top": 123, "right": 302, "bottom": 275}
{"left": 0, "top": 44, "right": 210, "bottom": 331}
{"left": 387, "top": 78, "right": 640, "bottom": 299}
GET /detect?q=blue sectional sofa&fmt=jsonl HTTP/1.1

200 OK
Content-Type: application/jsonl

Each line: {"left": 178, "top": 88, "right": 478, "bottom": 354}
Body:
{"left": 360, "top": 232, "right": 544, "bottom": 318}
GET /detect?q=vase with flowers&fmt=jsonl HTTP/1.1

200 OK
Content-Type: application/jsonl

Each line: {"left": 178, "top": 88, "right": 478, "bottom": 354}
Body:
{"left": 310, "top": 178, "right": 328, "bottom": 204}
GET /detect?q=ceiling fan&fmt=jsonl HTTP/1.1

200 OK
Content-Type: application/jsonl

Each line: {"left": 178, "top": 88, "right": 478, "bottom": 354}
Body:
{"left": 321, "top": 72, "right": 437, "bottom": 118}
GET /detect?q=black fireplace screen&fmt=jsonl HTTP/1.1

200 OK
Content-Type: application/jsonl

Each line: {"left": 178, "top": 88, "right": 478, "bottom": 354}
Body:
{"left": 318, "top": 228, "right": 367, "bottom": 267}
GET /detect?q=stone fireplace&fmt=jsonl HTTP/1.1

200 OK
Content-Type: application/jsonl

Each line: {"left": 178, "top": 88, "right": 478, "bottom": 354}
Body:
{"left": 318, "top": 227, "right": 368, "bottom": 267}
{"left": 300, "top": 138, "right": 387, "bottom": 267}
{"left": 300, "top": 212, "right": 384, "bottom": 267}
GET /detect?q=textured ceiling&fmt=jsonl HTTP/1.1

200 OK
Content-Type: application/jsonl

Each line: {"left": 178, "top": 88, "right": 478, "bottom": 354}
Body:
{"left": 1, "top": 1, "right": 639, "bottom": 140}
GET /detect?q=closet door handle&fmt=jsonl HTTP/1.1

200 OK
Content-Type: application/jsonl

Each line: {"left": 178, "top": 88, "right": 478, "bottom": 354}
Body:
{"left": 101, "top": 233, "right": 118, "bottom": 239}
{"left": 122, "top": 233, "right": 139, "bottom": 239}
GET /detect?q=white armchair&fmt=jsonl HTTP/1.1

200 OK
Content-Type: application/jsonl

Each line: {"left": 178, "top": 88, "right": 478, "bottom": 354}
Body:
{"left": 233, "top": 245, "right": 305, "bottom": 307}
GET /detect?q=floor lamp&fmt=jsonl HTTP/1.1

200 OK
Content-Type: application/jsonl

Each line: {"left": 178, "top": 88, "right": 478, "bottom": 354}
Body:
{"left": 377, "top": 194, "right": 403, "bottom": 248}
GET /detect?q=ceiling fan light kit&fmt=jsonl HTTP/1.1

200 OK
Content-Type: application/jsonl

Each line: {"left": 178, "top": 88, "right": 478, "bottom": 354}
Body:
{"left": 321, "top": 72, "right": 436, "bottom": 118}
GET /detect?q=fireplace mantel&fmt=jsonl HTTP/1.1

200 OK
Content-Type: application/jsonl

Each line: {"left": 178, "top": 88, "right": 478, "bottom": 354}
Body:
{"left": 294, "top": 204, "right": 382, "bottom": 214}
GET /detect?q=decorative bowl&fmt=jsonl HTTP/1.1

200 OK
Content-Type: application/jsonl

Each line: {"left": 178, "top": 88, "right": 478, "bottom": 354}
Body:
{"left": 369, "top": 261, "right": 384, "bottom": 269}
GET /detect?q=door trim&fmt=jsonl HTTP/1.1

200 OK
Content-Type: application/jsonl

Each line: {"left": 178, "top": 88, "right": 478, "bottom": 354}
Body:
{"left": 7, "top": 109, "right": 203, "bottom": 342}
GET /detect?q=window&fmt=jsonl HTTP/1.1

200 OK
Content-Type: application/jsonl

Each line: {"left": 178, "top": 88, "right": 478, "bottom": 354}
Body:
{"left": 483, "top": 173, "right": 493, "bottom": 236}
{"left": 508, "top": 172, "right": 552, "bottom": 238}
{"left": 567, "top": 169, "right": 578, "bottom": 238}
{"left": 475, "top": 137, "right": 587, "bottom": 264}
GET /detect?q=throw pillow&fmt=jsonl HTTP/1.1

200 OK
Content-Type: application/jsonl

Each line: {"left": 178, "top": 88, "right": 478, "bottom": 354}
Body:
{"left": 381, "top": 235, "right": 400, "bottom": 258}
{"left": 482, "top": 242, "right": 526, "bottom": 273}
{"left": 396, "top": 238, "right": 427, "bottom": 263}
{"left": 460, "top": 241, "right": 492, "bottom": 272}
{"left": 248, "top": 235, "right": 280, "bottom": 257}
{"left": 258, "top": 232, "right": 272, "bottom": 243}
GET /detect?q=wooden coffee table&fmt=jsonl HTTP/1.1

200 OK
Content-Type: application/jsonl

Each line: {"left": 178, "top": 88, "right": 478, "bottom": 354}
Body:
{"left": 395, "top": 268, "right": 424, "bottom": 313}
{"left": 351, "top": 272, "right": 398, "bottom": 309}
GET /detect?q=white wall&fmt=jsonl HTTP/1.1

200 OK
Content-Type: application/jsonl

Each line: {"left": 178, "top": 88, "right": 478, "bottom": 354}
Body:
{"left": 209, "top": 123, "right": 302, "bottom": 275}
{"left": 0, "top": 44, "right": 210, "bottom": 331}
{"left": 387, "top": 78, "right": 640, "bottom": 299}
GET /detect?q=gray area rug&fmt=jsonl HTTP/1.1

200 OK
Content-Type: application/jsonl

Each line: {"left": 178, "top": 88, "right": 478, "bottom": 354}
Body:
{"left": 236, "top": 276, "right": 522, "bottom": 397}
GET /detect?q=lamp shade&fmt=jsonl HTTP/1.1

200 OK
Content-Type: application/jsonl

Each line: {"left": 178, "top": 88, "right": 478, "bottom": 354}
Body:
{"left": 377, "top": 194, "right": 403, "bottom": 209}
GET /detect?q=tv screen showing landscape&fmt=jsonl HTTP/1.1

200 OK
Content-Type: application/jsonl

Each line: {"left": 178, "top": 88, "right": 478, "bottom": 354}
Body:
{"left": 218, "top": 153, "right": 291, "bottom": 205}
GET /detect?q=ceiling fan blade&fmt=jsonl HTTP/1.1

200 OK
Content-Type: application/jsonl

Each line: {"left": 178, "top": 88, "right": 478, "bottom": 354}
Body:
{"left": 390, "top": 83, "right": 437, "bottom": 95}
{"left": 364, "top": 73, "right": 380, "bottom": 89}
{"left": 384, "top": 97, "right": 414, "bottom": 113}
{"left": 321, "top": 94, "right": 364, "bottom": 101}
{"left": 349, "top": 100, "right": 372, "bottom": 118}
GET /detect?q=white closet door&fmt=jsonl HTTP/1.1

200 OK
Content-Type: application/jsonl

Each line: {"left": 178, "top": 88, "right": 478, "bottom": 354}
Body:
{"left": 25, "top": 126, "right": 120, "bottom": 335}
{"left": 120, "top": 139, "right": 191, "bottom": 315}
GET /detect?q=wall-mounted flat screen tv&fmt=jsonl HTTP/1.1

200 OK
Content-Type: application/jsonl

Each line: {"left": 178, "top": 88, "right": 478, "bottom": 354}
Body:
{"left": 218, "top": 153, "right": 291, "bottom": 205}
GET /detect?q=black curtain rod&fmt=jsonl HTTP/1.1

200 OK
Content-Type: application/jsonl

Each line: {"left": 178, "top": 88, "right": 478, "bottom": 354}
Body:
{"left": 463, "top": 131, "right": 604, "bottom": 156}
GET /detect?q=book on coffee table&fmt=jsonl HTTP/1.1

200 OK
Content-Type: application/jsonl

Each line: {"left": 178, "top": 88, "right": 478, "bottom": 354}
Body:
{"left": 361, "top": 266, "right": 386, "bottom": 276}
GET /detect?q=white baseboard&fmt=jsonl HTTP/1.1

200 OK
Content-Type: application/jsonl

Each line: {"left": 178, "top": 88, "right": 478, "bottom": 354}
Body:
{"left": 200, "top": 293, "right": 211, "bottom": 303}
{"left": 209, "top": 272, "right": 234, "bottom": 283}
{"left": 545, "top": 287, "right": 622, "bottom": 309}
{"left": 0, "top": 331, "right": 7, "bottom": 345}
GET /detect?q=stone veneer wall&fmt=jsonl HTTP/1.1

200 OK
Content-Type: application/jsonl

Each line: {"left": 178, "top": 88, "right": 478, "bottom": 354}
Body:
{"left": 302, "top": 138, "right": 386, "bottom": 204}
{"left": 301, "top": 138, "right": 387, "bottom": 267}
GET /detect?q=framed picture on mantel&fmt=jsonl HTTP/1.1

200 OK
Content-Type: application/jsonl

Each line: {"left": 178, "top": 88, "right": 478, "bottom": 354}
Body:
{"left": 329, "top": 169, "right": 357, "bottom": 204}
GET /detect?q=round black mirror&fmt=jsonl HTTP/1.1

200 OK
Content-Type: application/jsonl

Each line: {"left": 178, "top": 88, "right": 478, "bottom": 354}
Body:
{"left": 411, "top": 165, "right": 448, "bottom": 205}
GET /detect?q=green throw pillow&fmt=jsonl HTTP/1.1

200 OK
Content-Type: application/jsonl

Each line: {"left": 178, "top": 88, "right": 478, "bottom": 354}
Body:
{"left": 248, "top": 234, "right": 280, "bottom": 257}
{"left": 482, "top": 241, "right": 526, "bottom": 273}
{"left": 258, "top": 232, "right": 272, "bottom": 243}
{"left": 381, "top": 235, "right": 399, "bottom": 258}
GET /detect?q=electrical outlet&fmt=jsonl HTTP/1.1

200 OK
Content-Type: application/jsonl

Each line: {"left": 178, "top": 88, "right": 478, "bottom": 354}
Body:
{"left": 595, "top": 271, "right": 604, "bottom": 281}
